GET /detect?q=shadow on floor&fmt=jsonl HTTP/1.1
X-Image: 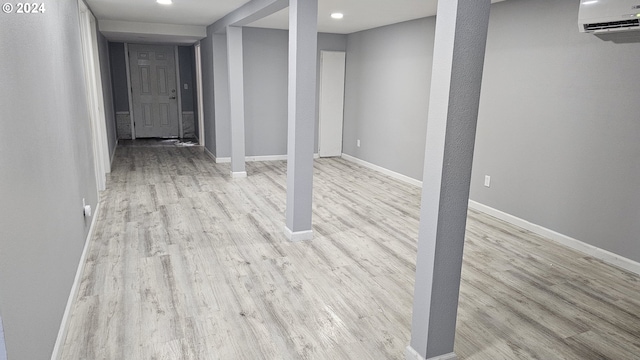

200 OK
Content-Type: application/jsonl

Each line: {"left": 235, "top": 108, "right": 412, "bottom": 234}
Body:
{"left": 118, "top": 138, "right": 199, "bottom": 147}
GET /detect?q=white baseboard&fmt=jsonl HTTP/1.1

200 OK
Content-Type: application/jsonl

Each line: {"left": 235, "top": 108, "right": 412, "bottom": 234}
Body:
{"left": 109, "top": 139, "right": 118, "bottom": 169}
{"left": 468, "top": 200, "right": 640, "bottom": 276}
{"left": 246, "top": 155, "right": 288, "bottom": 162}
{"left": 284, "top": 226, "right": 313, "bottom": 242}
{"left": 51, "top": 202, "right": 101, "bottom": 360}
{"left": 336, "top": 154, "right": 640, "bottom": 276}
{"left": 215, "top": 153, "right": 320, "bottom": 164}
{"left": 231, "top": 171, "right": 247, "bottom": 178}
{"left": 204, "top": 147, "right": 217, "bottom": 162}
{"left": 405, "top": 346, "right": 425, "bottom": 360}
{"left": 405, "top": 346, "right": 457, "bottom": 360}
{"left": 340, "top": 153, "right": 422, "bottom": 187}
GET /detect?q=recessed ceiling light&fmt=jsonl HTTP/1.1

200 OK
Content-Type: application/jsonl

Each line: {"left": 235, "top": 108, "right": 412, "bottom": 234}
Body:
{"left": 157, "top": 0, "right": 172, "bottom": 5}
{"left": 331, "top": 13, "right": 344, "bottom": 20}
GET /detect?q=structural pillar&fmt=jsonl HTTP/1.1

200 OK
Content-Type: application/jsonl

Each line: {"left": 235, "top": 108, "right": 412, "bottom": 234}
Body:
{"left": 226, "top": 25, "right": 247, "bottom": 178}
{"left": 406, "top": 1, "right": 491, "bottom": 360}
{"left": 284, "top": 0, "right": 318, "bottom": 241}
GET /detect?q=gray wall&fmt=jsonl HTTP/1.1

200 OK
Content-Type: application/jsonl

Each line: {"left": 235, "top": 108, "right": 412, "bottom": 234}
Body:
{"left": 201, "top": 28, "right": 218, "bottom": 155}
{"left": 178, "top": 46, "right": 197, "bottom": 113}
{"left": 178, "top": 45, "right": 198, "bottom": 139}
{"left": 343, "top": 18, "right": 435, "bottom": 180}
{"left": 212, "top": 33, "right": 230, "bottom": 158}
{"left": 243, "top": 27, "right": 289, "bottom": 157}
{"left": 109, "top": 42, "right": 129, "bottom": 113}
{"left": 0, "top": 0, "right": 99, "bottom": 358}
{"left": 470, "top": 0, "right": 640, "bottom": 262}
{"left": 341, "top": 0, "right": 640, "bottom": 263}
{"left": 97, "top": 31, "right": 118, "bottom": 159}
{"left": 0, "top": 316, "right": 5, "bottom": 360}
{"left": 207, "top": 28, "right": 347, "bottom": 158}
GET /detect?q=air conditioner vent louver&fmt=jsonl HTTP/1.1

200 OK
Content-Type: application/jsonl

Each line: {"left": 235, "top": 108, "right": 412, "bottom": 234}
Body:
{"left": 579, "top": 0, "right": 640, "bottom": 33}
{"left": 583, "top": 19, "right": 640, "bottom": 32}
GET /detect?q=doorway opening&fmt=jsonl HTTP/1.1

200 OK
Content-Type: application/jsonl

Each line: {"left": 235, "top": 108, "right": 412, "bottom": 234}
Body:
{"left": 109, "top": 43, "right": 200, "bottom": 143}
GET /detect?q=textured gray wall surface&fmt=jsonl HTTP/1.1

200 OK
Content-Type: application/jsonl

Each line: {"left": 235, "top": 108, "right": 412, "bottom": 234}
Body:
{"left": 470, "top": 0, "right": 640, "bottom": 262}
{"left": 342, "top": 18, "right": 436, "bottom": 180}
{"left": 212, "top": 29, "right": 347, "bottom": 158}
{"left": 97, "top": 31, "right": 118, "bottom": 158}
{"left": 108, "top": 42, "right": 129, "bottom": 113}
{"left": 116, "top": 113, "right": 132, "bottom": 139}
{"left": 178, "top": 46, "right": 196, "bottom": 113}
{"left": 191, "top": 46, "right": 199, "bottom": 139}
{"left": 182, "top": 112, "right": 196, "bottom": 138}
{"left": 212, "top": 32, "right": 230, "bottom": 157}
{"left": 410, "top": 1, "right": 491, "bottom": 356}
{"left": 0, "top": 0, "right": 99, "bottom": 358}
{"left": 201, "top": 28, "right": 217, "bottom": 155}
{"left": 0, "top": 316, "right": 5, "bottom": 360}
{"left": 243, "top": 27, "right": 289, "bottom": 157}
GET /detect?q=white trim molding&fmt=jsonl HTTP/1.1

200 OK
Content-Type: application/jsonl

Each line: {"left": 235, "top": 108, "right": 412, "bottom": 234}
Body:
{"left": 124, "top": 43, "right": 136, "bottom": 140}
{"left": 468, "top": 200, "right": 640, "bottom": 276}
{"left": 246, "top": 155, "right": 288, "bottom": 162}
{"left": 231, "top": 171, "right": 247, "bottom": 178}
{"left": 215, "top": 154, "right": 320, "bottom": 164}
{"left": 337, "top": 153, "right": 640, "bottom": 276}
{"left": 51, "top": 202, "right": 101, "bottom": 360}
{"left": 284, "top": 226, "right": 313, "bottom": 242}
{"left": 405, "top": 346, "right": 457, "bottom": 360}
{"left": 204, "top": 147, "right": 217, "bottom": 162}
{"left": 341, "top": 153, "right": 422, "bottom": 187}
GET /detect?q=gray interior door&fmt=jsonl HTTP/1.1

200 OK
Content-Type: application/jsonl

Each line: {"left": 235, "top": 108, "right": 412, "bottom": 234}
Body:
{"left": 129, "top": 44, "right": 179, "bottom": 138}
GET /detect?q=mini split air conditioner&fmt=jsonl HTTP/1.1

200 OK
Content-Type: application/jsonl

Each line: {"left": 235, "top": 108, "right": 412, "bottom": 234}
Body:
{"left": 578, "top": 0, "right": 640, "bottom": 33}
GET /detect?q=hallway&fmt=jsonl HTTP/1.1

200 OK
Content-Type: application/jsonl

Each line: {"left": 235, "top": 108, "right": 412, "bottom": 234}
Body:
{"left": 60, "top": 145, "right": 640, "bottom": 359}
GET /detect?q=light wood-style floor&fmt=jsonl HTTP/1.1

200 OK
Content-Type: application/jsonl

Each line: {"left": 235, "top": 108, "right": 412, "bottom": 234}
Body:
{"left": 60, "top": 144, "right": 640, "bottom": 359}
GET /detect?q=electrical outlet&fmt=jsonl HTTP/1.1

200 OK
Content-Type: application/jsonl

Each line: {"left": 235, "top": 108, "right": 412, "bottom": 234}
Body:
{"left": 484, "top": 175, "right": 491, "bottom": 188}
{"left": 357, "top": 139, "right": 361, "bottom": 147}
{"left": 82, "top": 198, "right": 92, "bottom": 217}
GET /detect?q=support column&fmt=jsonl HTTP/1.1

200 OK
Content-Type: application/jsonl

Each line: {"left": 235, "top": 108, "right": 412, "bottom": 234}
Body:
{"left": 406, "top": 1, "right": 490, "bottom": 360}
{"left": 284, "top": 0, "right": 318, "bottom": 241}
{"left": 226, "top": 25, "right": 247, "bottom": 178}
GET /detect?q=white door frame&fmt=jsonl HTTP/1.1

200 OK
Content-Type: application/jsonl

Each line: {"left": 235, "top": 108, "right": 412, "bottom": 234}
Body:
{"left": 78, "top": 0, "right": 110, "bottom": 191}
{"left": 195, "top": 41, "right": 205, "bottom": 146}
{"left": 124, "top": 43, "right": 136, "bottom": 139}
{"left": 318, "top": 50, "right": 347, "bottom": 158}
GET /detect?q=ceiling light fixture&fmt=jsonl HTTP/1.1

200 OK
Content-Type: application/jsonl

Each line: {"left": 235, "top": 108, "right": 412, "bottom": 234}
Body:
{"left": 157, "top": 0, "right": 172, "bottom": 5}
{"left": 331, "top": 12, "right": 344, "bottom": 20}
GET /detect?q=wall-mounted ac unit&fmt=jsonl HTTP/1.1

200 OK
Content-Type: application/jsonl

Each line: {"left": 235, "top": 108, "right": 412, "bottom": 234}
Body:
{"left": 578, "top": 0, "right": 640, "bottom": 33}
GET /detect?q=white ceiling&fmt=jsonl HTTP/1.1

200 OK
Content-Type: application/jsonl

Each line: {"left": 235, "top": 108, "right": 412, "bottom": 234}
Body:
{"left": 86, "top": 0, "right": 507, "bottom": 43}
{"left": 249, "top": 0, "right": 440, "bottom": 34}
